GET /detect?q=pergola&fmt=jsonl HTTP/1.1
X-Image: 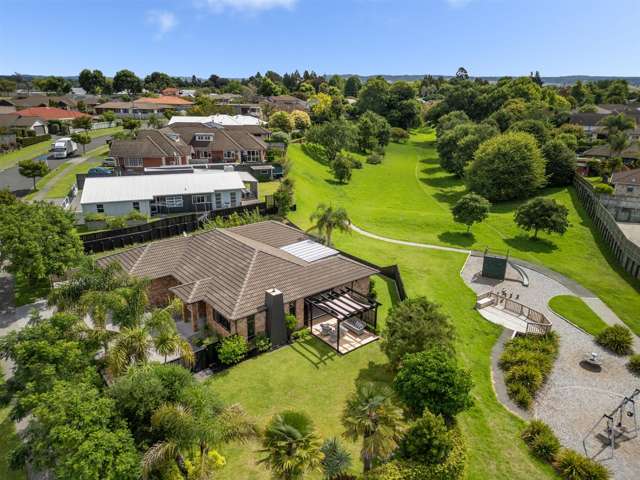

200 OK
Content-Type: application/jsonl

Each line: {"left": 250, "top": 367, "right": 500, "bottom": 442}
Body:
{"left": 305, "top": 287, "right": 379, "bottom": 353}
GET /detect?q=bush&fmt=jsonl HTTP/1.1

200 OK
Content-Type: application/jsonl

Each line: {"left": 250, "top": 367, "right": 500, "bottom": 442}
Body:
{"left": 217, "top": 335, "right": 249, "bottom": 365}
{"left": 125, "top": 210, "right": 147, "bottom": 221}
{"left": 17, "top": 134, "right": 51, "bottom": 147}
{"left": 84, "top": 212, "right": 108, "bottom": 222}
{"left": 399, "top": 410, "right": 452, "bottom": 464}
{"left": 107, "top": 216, "right": 128, "bottom": 230}
{"left": 254, "top": 334, "right": 272, "bottom": 353}
{"left": 499, "top": 332, "right": 559, "bottom": 409}
{"left": 554, "top": 448, "right": 610, "bottom": 480}
{"left": 366, "top": 153, "right": 383, "bottom": 165}
{"left": 366, "top": 427, "right": 466, "bottom": 480}
{"left": 285, "top": 313, "right": 297, "bottom": 333}
{"left": 291, "top": 328, "right": 311, "bottom": 342}
{"left": 393, "top": 348, "right": 473, "bottom": 419}
{"left": 349, "top": 157, "right": 363, "bottom": 169}
{"left": 390, "top": 127, "right": 409, "bottom": 143}
{"left": 594, "top": 183, "right": 614, "bottom": 195}
{"left": 595, "top": 325, "right": 633, "bottom": 355}
{"left": 627, "top": 354, "right": 640, "bottom": 376}
{"left": 521, "top": 420, "right": 560, "bottom": 462}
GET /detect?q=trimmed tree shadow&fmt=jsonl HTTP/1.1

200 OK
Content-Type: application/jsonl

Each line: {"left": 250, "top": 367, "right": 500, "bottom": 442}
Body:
{"left": 438, "top": 231, "right": 476, "bottom": 248}
{"left": 289, "top": 337, "right": 337, "bottom": 369}
{"left": 324, "top": 179, "right": 346, "bottom": 186}
{"left": 504, "top": 234, "right": 558, "bottom": 253}
{"left": 355, "top": 360, "right": 394, "bottom": 387}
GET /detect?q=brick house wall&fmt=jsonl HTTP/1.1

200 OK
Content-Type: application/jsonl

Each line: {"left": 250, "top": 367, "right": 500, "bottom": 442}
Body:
{"left": 148, "top": 275, "right": 179, "bottom": 305}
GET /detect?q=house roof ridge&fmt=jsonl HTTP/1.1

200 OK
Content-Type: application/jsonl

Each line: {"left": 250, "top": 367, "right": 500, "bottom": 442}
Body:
{"left": 231, "top": 250, "right": 259, "bottom": 318}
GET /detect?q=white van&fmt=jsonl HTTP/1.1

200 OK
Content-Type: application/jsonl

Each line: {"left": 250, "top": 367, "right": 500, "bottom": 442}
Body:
{"left": 52, "top": 137, "right": 78, "bottom": 159}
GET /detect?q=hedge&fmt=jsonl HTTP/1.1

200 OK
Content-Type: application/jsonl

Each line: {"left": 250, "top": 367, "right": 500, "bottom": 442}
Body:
{"left": 17, "top": 134, "right": 51, "bottom": 147}
{"left": 365, "top": 427, "right": 466, "bottom": 480}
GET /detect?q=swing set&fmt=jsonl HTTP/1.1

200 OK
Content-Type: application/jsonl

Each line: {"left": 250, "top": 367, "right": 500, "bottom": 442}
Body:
{"left": 583, "top": 389, "right": 640, "bottom": 460}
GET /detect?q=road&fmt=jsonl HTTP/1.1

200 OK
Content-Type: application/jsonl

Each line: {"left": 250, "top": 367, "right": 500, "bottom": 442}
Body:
{"left": 0, "top": 135, "right": 111, "bottom": 196}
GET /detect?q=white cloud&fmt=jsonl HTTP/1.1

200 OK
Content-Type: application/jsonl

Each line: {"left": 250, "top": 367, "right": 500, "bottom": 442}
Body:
{"left": 146, "top": 10, "right": 178, "bottom": 38}
{"left": 197, "top": 0, "right": 297, "bottom": 14}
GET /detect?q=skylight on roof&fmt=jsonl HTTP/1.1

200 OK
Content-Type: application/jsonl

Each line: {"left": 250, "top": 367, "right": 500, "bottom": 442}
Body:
{"left": 280, "top": 240, "right": 338, "bottom": 262}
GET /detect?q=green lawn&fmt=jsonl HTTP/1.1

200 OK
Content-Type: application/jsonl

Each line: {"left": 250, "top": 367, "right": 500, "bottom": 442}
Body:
{"left": 548, "top": 295, "right": 609, "bottom": 336}
{"left": 0, "top": 139, "right": 51, "bottom": 172}
{"left": 259, "top": 180, "right": 280, "bottom": 201}
{"left": 44, "top": 145, "right": 108, "bottom": 199}
{"left": 0, "top": 373, "right": 25, "bottom": 480}
{"left": 287, "top": 131, "right": 640, "bottom": 335}
{"left": 86, "top": 126, "right": 122, "bottom": 139}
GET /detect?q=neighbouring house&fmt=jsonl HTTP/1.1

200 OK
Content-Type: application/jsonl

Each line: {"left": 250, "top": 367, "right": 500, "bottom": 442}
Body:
{"left": 161, "top": 87, "right": 179, "bottom": 96}
{"left": 0, "top": 113, "right": 48, "bottom": 135}
{"left": 596, "top": 168, "right": 640, "bottom": 223}
{"left": 209, "top": 93, "right": 243, "bottom": 104}
{"left": 80, "top": 170, "right": 251, "bottom": 218}
{"left": 166, "top": 123, "right": 269, "bottom": 164}
{"left": 611, "top": 169, "right": 640, "bottom": 197}
{"left": 71, "top": 87, "right": 87, "bottom": 96}
{"left": 227, "top": 103, "right": 262, "bottom": 118}
{"left": 109, "top": 129, "right": 192, "bottom": 173}
{"left": 12, "top": 106, "right": 88, "bottom": 122}
{"left": 582, "top": 143, "right": 640, "bottom": 165}
{"left": 0, "top": 99, "right": 17, "bottom": 114}
{"left": 569, "top": 112, "right": 608, "bottom": 139}
{"left": 97, "top": 221, "right": 380, "bottom": 353}
{"left": 168, "top": 114, "right": 263, "bottom": 126}
{"left": 265, "top": 95, "right": 309, "bottom": 112}
{"left": 11, "top": 94, "right": 77, "bottom": 110}
{"left": 95, "top": 96, "right": 193, "bottom": 118}
{"left": 136, "top": 95, "right": 194, "bottom": 109}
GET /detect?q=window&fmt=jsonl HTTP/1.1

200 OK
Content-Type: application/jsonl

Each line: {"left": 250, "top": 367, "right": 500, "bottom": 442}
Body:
{"left": 214, "top": 311, "right": 231, "bottom": 331}
{"left": 192, "top": 194, "right": 207, "bottom": 204}
{"left": 214, "top": 192, "right": 222, "bottom": 209}
{"left": 96, "top": 204, "right": 104, "bottom": 213}
{"left": 165, "top": 196, "right": 183, "bottom": 208}
{"left": 230, "top": 191, "right": 237, "bottom": 206}
{"left": 247, "top": 314, "right": 255, "bottom": 340}
{"left": 132, "top": 201, "right": 140, "bottom": 211}
{"left": 288, "top": 301, "right": 296, "bottom": 316}
{"left": 195, "top": 134, "right": 213, "bottom": 141}
{"left": 224, "top": 150, "right": 235, "bottom": 160}
{"left": 125, "top": 158, "right": 143, "bottom": 167}
{"left": 198, "top": 150, "right": 210, "bottom": 159}
{"left": 627, "top": 186, "right": 635, "bottom": 193}
{"left": 245, "top": 150, "right": 260, "bottom": 162}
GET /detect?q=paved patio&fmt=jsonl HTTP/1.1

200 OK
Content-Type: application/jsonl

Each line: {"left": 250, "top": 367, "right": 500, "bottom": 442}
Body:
{"left": 462, "top": 254, "right": 640, "bottom": 480}
{"left": 311, "top": 315, "right": 378, "bottom": 354}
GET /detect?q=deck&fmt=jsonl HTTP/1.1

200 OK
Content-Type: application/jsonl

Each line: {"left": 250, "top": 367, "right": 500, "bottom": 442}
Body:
{"left": 311, "top": 315, "right": 379, "bottom": 354}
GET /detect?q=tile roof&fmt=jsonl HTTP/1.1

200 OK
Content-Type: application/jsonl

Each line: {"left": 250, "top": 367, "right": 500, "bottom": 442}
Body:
{"left": 109, "top": 129, "right": 192, "bottom": 159}
{"left": 611, "top": 168, "right": 640, "bottom": 185}
{"left": 14, "top": 107, "right": 88, "bottom": 120}
{"left": 582, "top": 143, "right": 640, "bottom": 159}
{"left": 136, "top": 95, "right": 194, "bottom": 106}
{"left": 166, "top": 124, "right": 267, "bottom": 152}
{"left": 97, "top": 221, "right": 378, "bottom": 319}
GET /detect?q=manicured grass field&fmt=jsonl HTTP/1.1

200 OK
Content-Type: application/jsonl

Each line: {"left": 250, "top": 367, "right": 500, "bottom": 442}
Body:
{"left": 44, "top": 145, "right": 108, "bottom": 199}
{"left": 258, "top": 180, "right": 280, "bottom": 200}
{"left": 0, "top": 139, "right": 51, "bottom": 172}
{"left": 548, "top": 295, "right": 609, "bottom": 336}
{"left": 287, "top": 131, "right": 640, "bottom": 335}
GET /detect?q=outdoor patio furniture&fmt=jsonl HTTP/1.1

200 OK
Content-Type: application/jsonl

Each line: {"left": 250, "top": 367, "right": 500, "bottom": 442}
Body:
{"left": 321, "top": 323, "right": 334, "bottom": 336}
{"left": 343, "top": 318, "right": 367, "bottom": 336}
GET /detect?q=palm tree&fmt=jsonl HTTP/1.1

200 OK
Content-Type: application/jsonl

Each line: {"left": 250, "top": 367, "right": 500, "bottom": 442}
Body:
{"left": 341, "top": 383, "right": 405, "bottom": 472}
{"left": 258, "top": 410, "right": 323, "bottom": 480}
{"left": 320, "top": 437, "right": 352, "bottom": 480}
{"left": 308, "top": 203, "right": 351, "bottom": 246}
{"left": 143, "top": 397, "right": 258, "bottom": 479}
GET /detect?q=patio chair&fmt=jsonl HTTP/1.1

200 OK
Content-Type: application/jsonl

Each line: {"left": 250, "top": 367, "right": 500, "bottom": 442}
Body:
{"left": 321, "top": 323, "right": 334, "bottom": 336}
{"left": 343, "top": 318, "right": 367, "bottom": 336}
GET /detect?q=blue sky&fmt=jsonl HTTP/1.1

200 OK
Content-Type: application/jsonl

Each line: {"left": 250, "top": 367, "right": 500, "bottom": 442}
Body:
{"left": 2, "top": 0, "right": 638, "bottom": 78}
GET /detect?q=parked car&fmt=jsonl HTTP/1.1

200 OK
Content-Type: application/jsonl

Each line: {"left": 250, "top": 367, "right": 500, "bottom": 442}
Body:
{"left": 51, "top": 137, "right": 78, "bottom": 159}
{"left": 102, "top": 157, "right": 116, "bottom": 167}
{"left": 88, "top": 167, "right": 114, "bottom": 176}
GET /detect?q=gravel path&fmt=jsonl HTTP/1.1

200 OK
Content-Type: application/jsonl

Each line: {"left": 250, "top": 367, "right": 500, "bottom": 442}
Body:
{"left": 461, "top": 255, "right": 640, "bottom": 480}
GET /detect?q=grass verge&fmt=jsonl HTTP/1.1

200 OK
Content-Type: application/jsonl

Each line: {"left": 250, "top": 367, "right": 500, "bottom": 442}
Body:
{"left": 548, "top": 295, "right": 608, "bottom": 336}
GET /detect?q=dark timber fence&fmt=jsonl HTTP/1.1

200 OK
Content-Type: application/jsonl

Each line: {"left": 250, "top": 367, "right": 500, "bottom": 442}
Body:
{"left": 574, "top": 175, "right": 640, "bottom": 279}
{"left": 81, "top": 199, "right": 279, "bottom": 254}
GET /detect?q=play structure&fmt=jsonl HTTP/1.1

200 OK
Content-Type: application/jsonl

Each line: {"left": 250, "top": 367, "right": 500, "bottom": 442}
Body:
{"left": 482, "top": 248, "right": 509, "bottom": 280}
{"left": 583, "top": 389, "right": 639, "bottom": 459}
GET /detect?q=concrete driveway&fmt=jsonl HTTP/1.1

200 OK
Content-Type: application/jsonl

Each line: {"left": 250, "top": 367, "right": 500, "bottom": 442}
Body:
{"left": 0, "top": 135, "right": 112, "bottom": 197}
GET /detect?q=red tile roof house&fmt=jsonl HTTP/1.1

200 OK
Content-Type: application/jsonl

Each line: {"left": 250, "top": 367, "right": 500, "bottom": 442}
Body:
{"left": 13, "top": 106, "right": 89, "bottom": 121}
{"left": 97, "top": 221, "right": 380, "bottom": 354}
{"left": 109, "top": 129, "right": 192, "bottom": 173}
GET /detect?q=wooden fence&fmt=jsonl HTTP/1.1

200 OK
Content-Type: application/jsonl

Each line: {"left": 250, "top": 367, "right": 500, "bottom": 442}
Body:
{"left": 574, "top": 176, "right": 640, "bottom": 279}
{"left": 81, "top": 200, "right": 278, "bottom": 253}
{"left": 476, "top": 291, "right": 552, "bottom": 335}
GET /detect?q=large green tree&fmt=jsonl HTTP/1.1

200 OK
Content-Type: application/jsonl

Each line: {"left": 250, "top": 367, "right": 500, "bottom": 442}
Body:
{"left": 542, "top": 139, "right": 576, "bottom": 186}
{"left": 71, "top": 132, "right": 91, "bottom": 154}
{"left": 342, "top": 383, "right": 406, "bottom": 472}
{"left": 344, "top": 75, "right": 362, "bottom": 97}
{"left": 466, "top": 131, "right": 547, "bottom": 202}
{"left": 258, "top": 410, "right": 322, "bottom": 480}
{"left": 356, "top": 110, "right": 391, "bottom": 152}
{"left": 331, "top": 155, "right": 353, "bottom": 184}
{"left": 113, "top": 69, "right": 142, "bottom": 94}
{"left": 514, "top": 197, "right": 570, "bottom": 239}
{"left": 78, "top": 69, "right": 107, "bottom": 94}
{"left": 451, "top": 193, "right": 491, "bottom": 232}
{"left": 381, "top": 297, "right": 455, "bottom": 369}
{"left": 0, "top": 201, "right": 83, "bottom": 281}
{"left": 13, "top": 381, "right": 140, "bottom": 480}
{"left": 437, "top": 121, "right": 498, "bottom": 176}
{"left": 306, "top": 118, "right": 356, "bottom": 162}
{"left": 356, "top": 77, "right": 390, "bottom": 117}
{"left": 393, "top": 348, "right": 474, "bottom": 419}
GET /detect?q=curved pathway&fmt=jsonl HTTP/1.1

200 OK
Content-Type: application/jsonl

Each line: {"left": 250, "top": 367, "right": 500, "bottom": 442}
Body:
{"left": 350, "top": 224, "right": 472, "bottom": 254}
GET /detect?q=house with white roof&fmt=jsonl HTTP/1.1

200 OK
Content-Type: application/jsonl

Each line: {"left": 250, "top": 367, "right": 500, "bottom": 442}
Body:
{"left": 80, "top": 170, "right": 256, "bottom": 218}
{"left": 168, "top": 114, "right": 263, "bottom": 127}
